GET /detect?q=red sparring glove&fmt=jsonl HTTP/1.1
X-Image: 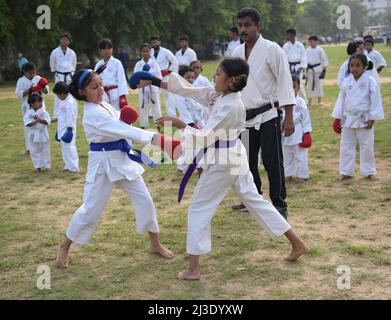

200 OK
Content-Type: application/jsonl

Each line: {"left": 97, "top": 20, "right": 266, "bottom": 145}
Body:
{"left": 333, "top": 119, "right": 342, "bottom": 134}
{"left": 119, "top": 95, "right": 128, "bottom": 109}
{"left": 161, "top": 69, "right": 171, "bottom": 77}
{"left": 299, "top": 132, "right": 312, "bottom": 148}
{"left": 120, "top": 105, "right": 139, "bottom": 125}
{"left": 155, "top": 134, "right": 182, "bottom": 160}
{"left": 31, "top": 77, "right": 49, "bottom": 93}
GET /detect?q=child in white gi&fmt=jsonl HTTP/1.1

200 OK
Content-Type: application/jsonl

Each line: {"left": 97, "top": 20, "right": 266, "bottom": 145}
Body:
{"left": 139, "top": 58, "right": 309, "bottom": 280}
{"left": 94, "top": 38, "right": 129, "bottom": 111}
{"left": 332, "top": 54, "right": 384, "bottom": 181}
{"left": 23, "top": 93, "right": 51, "bottom": 171}
{"left": 282, "top": 75, "right": 312, "bottom": 181}
{"left": 15, "top": 62, "right": 49, "bottom": 155}
{"left": 190, "top": 60, "right": 212, "bottom": 88}
{"left": 56, "top": 69, "right": 177, "bottom": 268}
{"left": 53, "top": 81, "right": 80, "bottom": 173}
{"left": 306, "top": 36, "right": 329, "bottom": 107}
{"left": 364, "top": 37, "right": 387, "bottom": 75}
{"left": 134, "top": 44, "right": 162, "bottom": 129}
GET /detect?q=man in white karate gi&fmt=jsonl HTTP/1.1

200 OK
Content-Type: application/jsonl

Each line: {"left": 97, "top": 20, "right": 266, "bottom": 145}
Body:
{"left": 175, "top": 35, "right": 197, "bottom": 70}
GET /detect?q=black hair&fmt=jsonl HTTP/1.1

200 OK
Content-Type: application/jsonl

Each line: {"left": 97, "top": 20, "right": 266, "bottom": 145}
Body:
{"left": 69, "top": 69, "right": 99, "bottom": 101}
{"left": 53, "top": 81, "right": 69, "bottom": 95}
{"left": 346, "top": 41, "right": 359, "bottom": 55}
{"left": 179, "top": 66, "right": 194, "bottom": 77}
{"left": 150, "top": 35, "right": 160, "bottom": 41}
{"left": 237, "top": 7, "right": 261, "bottom": 23}
{"left": 308, "top": 35, "right": 318, "bottom": 42}
{"left": 179, "top": 34, "right": 189, "bottom": 42}
{"left": 190, "top": 60, "right": 201, "bottom": 67}
{"left": 98, "top": 38, "right": 113, "bottom": 49}
{"left": 292, "top": 74, "right": 300, "bottom": 86}
{"left": 364, "top": 35, "right": 374, "bottom": 41}
{"left": 219, "top": 57, "right": 249, "bottom": 92}
{"left": 140, "top": 43, "right": 151, "bottom": 51}
{"left": 286, "top": 28, "right": 296, "bottom": 36}
{"left": 22, "top": 62, "right": 37, "bottom": 73}
{"left": 60, "top": 33, "right": 71, "bottom": 41}
{"left": 349, "top": 53, "right": 374, "bottom": 71}
{"left": 229, "top": 27, "right": 239, "bottom": 35}
{"left": 364, "top": 38, "right": 374, "bottom": 45}
{"left": 28, "top": 92, "right": 43, "bottom": 107}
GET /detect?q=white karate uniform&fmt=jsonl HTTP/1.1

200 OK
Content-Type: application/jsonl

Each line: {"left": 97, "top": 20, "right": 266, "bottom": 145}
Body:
{"left": 166, "top": 73, "right": 291, "bottom": 255}
{"left": 175, "top": 47, "right": 197, "bottom": 67}
{"left": 225, "top": 39, "right": 241, "bottom": 57}
{"left": 133, "top": 59, "right": 162, "bottom": 127}
{"left": 66, "top": 101, "right": 159, "bottom": 245}
{"left": 365, "top": 49, "right": 387, "bottom": 70}
{"left": 50, "top": 46, "right": 77, "bottom": 118}
{"left": 57, "top": 94, "right": 79, "bottom": 172}
{"left": 151, "top": 47, "right": 179, "bottom": 116}
{"left": 23, "top": 108, "right": 51, "bottom": 169}
{"left": 283, "top": 40, "right": 308, "bottom": 101}
{"left": 94, "top": 56, "right": 129, "bottom": 111}
{"left": 193, "top": 75, "right": 211, "bottom": 88}
{"left": 332, "top": 73, "right": 384, "bottom": 177}
{"left": 306, "top": 46, "right": 329, "bottom": 98}
{"left": 338, "top": 59, "right": 380, "bottom": 87}
{"left": 15, "top": 75, "right": 48, "bottom": 150}
{"left": 282, "top": 96, "right": 312, "bottom": 179}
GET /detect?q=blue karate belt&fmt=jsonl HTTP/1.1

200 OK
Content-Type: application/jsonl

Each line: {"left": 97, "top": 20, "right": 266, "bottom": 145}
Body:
{"left": 178, "top": 139, "right": 237, "bottom": 203}
{"left": 90, "top": 139, "right": 157, "bottom": 168}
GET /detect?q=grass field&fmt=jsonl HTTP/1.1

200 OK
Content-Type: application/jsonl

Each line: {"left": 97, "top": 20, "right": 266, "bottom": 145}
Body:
{"left": 0, "top": 44, "right": 390, "bottom": 300}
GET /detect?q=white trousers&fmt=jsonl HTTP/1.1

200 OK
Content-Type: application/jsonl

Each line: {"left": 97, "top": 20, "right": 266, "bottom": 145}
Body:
{"left": 30, "top": 141, "right": 51, "bottom": 169}
{"left": 298, "top": 71, "right": 308, "bottom": 103}
{"left": 53, "top": 77, "right": 72, "bottom": 118}
{"left": 61, "top": 137, "right": 79, "bottom": 172}
{"left": 340, "top": 127, "right": 376, "bottom": 177}
{"left": 282, "top": 144, "right": 309, "bottom": 179}
{"left": 187, "top": 166, "right": 291, "bottom": 255}
{"left": 23, "top": 107, "right": 30, "bottom": 151}
{"left": 162, "top": 88, "right": 176, "bottom": 116}
{"left": 139, "top": 90, "right": 162, "bottom": 128}
{"left": 66, "top": 175, "right": 160, "bottom": 245}
{"left": 307, "top": 71, "right": 324, "bottom": 98}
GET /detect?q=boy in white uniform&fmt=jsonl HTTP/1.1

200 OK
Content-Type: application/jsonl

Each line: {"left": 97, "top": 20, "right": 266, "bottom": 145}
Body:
{"left": 364, "top": 37, "right": 387, "bottom": 75}
{"left": 53, "top": 81, "right": 80, "bottom": 173}
{"left": 225, "top": 27, "right": 242, "bottom": 57}
{"left": 283, "top": 28, "right": 308, "bottom": 102}
{"left": 94, "top": 38, "right": 129, "bottom": 111}
{"left": 175, "top": 35, "right": 197, "bottom": 70}
{"left": 150, "top": 36, "right": 179, "bottom": 117}
{"left": 332, "top": 54, "right": 384, "bottom": 181}
{"left": 132, "top": 58, "right": 309, "bottom": 280}
{"left": 190, "top": 60, "right": 212, "bottom": 88}
{"left": 15, "top": 62, "right": 49, "bottom": 155}
{"left": 133, "top": 44, "right": 162, "bottom": 129}
{"left": 282, "top": 76, "right": 312, "bottom": 181}
{"left": 50, "top": 34, "right": 77, "bottom": 121}
{"left": 306, "top": 36, "right": 329, "bottom": 107}
{"left": 23, "top": 93, "right": 51, "bottom": 171}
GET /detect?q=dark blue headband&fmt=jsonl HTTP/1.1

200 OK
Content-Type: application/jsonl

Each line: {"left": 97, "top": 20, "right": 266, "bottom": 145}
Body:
{"left": 77, "top": 69, "right": 93, "bottom": 89}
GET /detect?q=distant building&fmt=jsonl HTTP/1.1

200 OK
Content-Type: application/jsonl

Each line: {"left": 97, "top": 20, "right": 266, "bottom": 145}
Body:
{"left": 362, "top": 0, "right": 391, "bottom": 16}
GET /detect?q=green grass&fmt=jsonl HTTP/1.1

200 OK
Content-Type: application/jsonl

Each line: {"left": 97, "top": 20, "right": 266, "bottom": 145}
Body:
{"left": 0, "top": 44, "right": 391, "bottom": 300}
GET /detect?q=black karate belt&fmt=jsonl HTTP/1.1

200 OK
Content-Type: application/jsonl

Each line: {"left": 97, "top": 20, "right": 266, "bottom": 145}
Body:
{"left": 56, "top": 71, "right": 72, "bottom": 82}
{"left": 289, "top": 61, "right": 301, "bottom": 74}
{"left": 306, "top": 63, "right": 321, "bottom": 91}
{"left": 245, "top": 102, "right": 279, "bottom": 121}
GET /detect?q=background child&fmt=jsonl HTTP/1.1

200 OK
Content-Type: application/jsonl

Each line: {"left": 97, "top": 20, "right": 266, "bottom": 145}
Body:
{"left": 332, "top": 54, "right": 384, "bottom": 181}
{"left": 190, "top": 60, "right": 211, "bottom": 88}
{"left": 133, "top": 44, "right": 162, "bottom": 129}
{"left": 15, "top": 62, "right": 49, "bottom": 155}
{"left": 23, "top": 93, "right": 51, "bottom": 171}
{"left": 282, "top": 75, "right": 312, "bottom": 182}
{"left": 94, "top": 38, "right": 129, "bottom": 111}
{"left": 53, "top": 81, "right": 80, "bottom": 173}
{"left": 364, "top": 37, "right": 387, "bottom": 75}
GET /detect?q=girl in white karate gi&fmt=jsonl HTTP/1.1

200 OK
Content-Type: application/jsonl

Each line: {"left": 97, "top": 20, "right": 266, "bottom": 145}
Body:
{"left": 332, "top": 54, "right": 384, "bottom": 181}
{"left": 53, "top": 81, "right": 80, "bottom": 173}
{"left": 282, "top": 76, "right": 312, "bottom": 181}
{"left": 139, "top": 58, "right": 309, "bottom": 280}
{"left": 23, "top": 93, "right": 51, "bottom": 171}
{"left": 133, "top": 44, "right": 162, "bottom": 129}
{"left": 56, "top": 69, "right": 175, "bottom": 268}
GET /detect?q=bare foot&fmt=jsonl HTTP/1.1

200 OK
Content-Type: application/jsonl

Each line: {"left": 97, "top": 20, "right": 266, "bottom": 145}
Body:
{"left": 56, "top": 245, "right": 69, "bottom": 268}
{"left": 152, "top": 243, "right": 175, "bottom": 259}
{"left": 177, "top": 270, "right": 201, "bottom": 280}
{"left": 24, "top": 150, "right": 30, "bottom": 156}
{"left": 367, "top": 175, "right": 378, "bottom": 181}
{"left": 339, "top": 175, "right": 352, "bottom": 181}
{"left": 284, "top": 243, "right": 310, "bottom": 262}
{"left": 285, "top": 176, "right": 293, "bottom": 182}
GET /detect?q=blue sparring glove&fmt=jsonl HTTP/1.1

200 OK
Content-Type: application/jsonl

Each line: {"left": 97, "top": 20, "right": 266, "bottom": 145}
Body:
{"left": 55, "top": 131, "right": 61, "bottom": 142}
{"left": 128, "top": 71, "right": 161, "bottom": 89}
{"left": 319, "top": 70, "right": 326, "bottom": 79}
{"left": 142, "top": 64, "right": 151, "bottom": 72}
{"left": 61, "top": 127, "right": 73, "bottom": 143}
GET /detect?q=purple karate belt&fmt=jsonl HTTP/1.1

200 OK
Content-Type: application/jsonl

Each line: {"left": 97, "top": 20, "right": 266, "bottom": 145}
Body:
{"left": 178, "top": 139, "right": 237, "bottom": 203}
